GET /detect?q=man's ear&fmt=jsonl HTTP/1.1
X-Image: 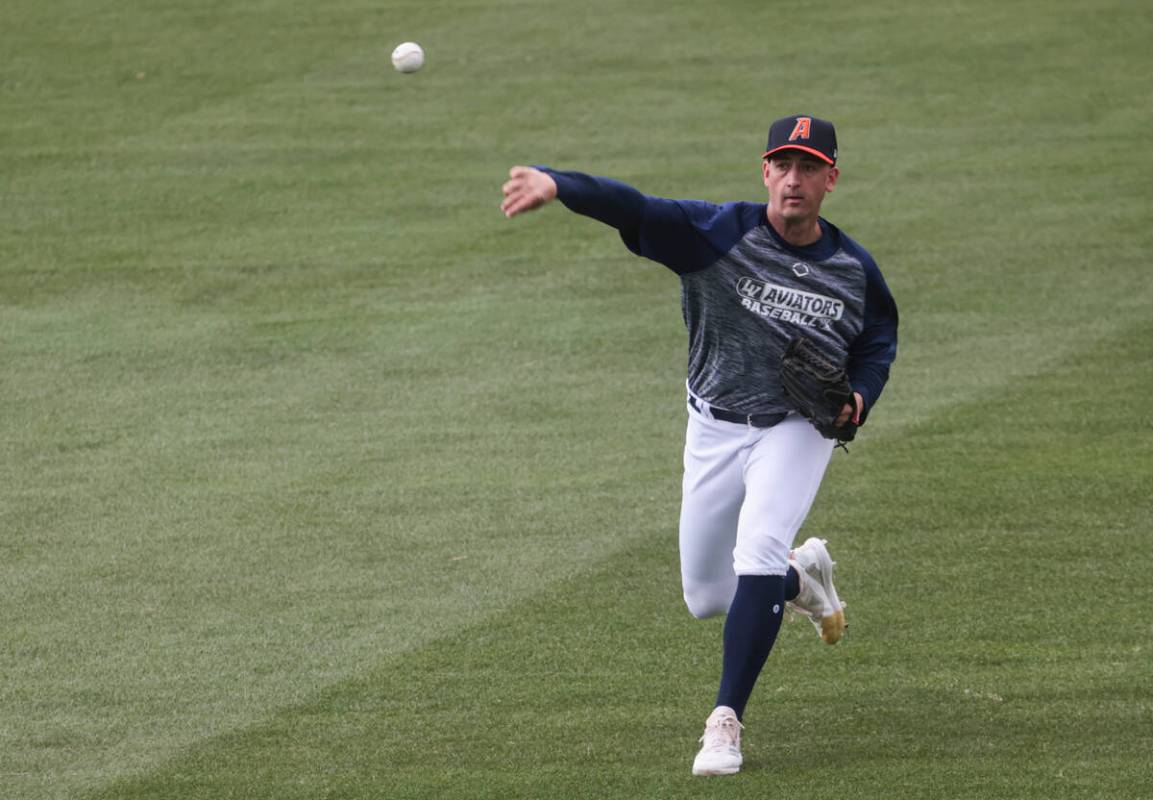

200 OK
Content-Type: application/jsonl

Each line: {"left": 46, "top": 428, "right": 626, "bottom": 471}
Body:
{"left": 762, "top": 159, "right": 771, "bottom": 187}
{"left": 825, "top": 165, "right": 840, "bottom": 192}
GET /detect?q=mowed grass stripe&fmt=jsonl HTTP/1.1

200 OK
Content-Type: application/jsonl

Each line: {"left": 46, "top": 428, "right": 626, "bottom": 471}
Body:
{"left": 80, "top": 320, "right": 1153, "bottom": 800}
{"left": 0, "top": 265, "right": 688, "bottom": 799}
{"left": 1, "top": 0, "right": 465, "bottom": 157}
{"left": 2, "top": 0, "right": 495, "bottom": 295}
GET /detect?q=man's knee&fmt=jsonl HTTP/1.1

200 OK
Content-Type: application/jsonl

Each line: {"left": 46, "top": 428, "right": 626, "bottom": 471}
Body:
{"left": 683, "top": 580, "right": 735, "bottom": 619}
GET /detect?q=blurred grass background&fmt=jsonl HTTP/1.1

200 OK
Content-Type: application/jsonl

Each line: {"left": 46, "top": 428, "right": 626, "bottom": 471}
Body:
{"left": 2, "top": 0, "right": 1151, "bottom": 798}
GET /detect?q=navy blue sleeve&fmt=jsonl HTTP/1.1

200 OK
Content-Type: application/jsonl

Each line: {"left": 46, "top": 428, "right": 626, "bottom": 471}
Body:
{"left": 540, "top": 167, "right": 762, "bottom": 275}
{"left": 846, "top": 255, "right": 899, "bottom": 423}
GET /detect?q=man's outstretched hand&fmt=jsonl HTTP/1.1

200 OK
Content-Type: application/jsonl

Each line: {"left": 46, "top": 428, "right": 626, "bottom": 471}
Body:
{"left": 501, "top": 166, "right": 558, "bottom": 218}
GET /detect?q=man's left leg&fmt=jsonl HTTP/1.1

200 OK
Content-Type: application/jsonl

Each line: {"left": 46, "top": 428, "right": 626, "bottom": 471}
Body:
{"left": 693, "top": 416, "right": 835, "bottom": 776}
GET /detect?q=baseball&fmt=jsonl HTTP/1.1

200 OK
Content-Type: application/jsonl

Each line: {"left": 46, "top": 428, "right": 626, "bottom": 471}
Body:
{"left": 391, "top": 42, "right": 424, "bottom": 74}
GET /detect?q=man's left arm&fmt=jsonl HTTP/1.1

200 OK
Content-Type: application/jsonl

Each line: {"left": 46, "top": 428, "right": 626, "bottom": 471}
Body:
{"left": 845, "top": 259, "right": 899, "bottom": 425}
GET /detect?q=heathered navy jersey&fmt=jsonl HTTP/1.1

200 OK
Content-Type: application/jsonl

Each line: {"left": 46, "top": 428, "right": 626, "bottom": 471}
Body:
{"left": 542, "top": 168, "right": 899, "bottom": 421}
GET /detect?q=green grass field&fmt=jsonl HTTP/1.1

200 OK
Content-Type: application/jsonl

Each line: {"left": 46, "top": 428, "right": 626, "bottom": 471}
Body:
{"left": 4, "top": 0, "right": 1152, "bottom": 798}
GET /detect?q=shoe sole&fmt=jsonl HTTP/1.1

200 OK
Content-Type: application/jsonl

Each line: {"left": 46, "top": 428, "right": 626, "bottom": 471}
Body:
{"left": 808, "top": 538, "right": 845, "bottom": 645}
{"left": 692, "top": 764, "right": 741, "bottom": 776}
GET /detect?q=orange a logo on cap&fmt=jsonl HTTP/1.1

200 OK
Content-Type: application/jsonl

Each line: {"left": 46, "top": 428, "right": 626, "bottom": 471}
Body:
{"left": 789, "top": 117, "right": 812, "bottom": 141}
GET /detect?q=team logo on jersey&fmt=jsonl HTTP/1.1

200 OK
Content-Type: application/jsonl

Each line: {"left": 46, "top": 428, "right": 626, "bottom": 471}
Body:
{"left": 736, "top": 276, "right": 843, "bottom": 328}
{"left": 792, "top": 262, "right": 810, "bottom": 277}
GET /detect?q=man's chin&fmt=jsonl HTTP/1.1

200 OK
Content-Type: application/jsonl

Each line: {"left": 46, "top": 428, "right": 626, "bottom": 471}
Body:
{"left": 778, "top": 207, "right": 811, "bottom": 222}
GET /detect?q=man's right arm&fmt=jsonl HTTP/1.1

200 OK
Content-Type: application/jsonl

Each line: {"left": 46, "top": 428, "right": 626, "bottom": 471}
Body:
{"left": 501, "top": 165, "right": 759, "bottom": 275}
{"left": 501, "top": 166, "right": 646, "bottom": 231}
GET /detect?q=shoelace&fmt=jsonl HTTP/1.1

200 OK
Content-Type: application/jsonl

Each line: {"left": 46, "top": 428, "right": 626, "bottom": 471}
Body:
{"left": 699, "top": 716, "right": 744, "bottom": 749}
{"left": 784, "top": 600, "right": 812, "bottom": 621}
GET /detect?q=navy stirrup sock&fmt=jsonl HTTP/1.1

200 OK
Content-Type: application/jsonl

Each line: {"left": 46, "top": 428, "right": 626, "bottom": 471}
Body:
{"left": 715, "top": 574, "right": 787, "bottom": 719}
{"left": 785, "top": 564, "right": 800, "bottom": 601}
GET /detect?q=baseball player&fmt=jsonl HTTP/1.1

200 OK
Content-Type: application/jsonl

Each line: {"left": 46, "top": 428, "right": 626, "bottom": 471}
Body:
{"left": 501, "top": 115, "right": 898, "bottom": 776}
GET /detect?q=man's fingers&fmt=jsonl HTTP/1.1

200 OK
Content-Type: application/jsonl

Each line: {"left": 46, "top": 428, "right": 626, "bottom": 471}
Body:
{"left": 505, "top": 193, "right": 544, "bottom": 218}
{"left": 504, "top": 200, "right": 530, "bottom": 218}
{"left": 501, "top": 188, "right": 524, "bottom": 213}
{"left": 834, "top": 404, "right": 852, "bottom": 427}
{"left": 500, "top": 180, "right": 528, "bottom": 216}
{"left": 501, "top": 193, "right": 533, "bottom": 217}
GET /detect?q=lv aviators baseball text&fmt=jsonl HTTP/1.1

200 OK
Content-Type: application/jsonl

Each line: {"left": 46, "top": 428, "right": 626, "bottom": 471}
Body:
{"left": 736, "top": 276, "right": 844, "bottom": 329}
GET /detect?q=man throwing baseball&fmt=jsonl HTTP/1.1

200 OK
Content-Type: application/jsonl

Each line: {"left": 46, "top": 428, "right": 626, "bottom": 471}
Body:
{"left": 501, "top": 115, "right": 898, "bottom": 776}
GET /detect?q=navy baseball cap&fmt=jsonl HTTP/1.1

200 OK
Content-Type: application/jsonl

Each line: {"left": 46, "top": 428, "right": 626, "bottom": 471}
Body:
{"left": 762, "top": 115, "right": 838, "bottom": 165}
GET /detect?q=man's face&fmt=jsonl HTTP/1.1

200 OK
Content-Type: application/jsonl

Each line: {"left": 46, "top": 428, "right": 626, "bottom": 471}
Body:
{"left": 762, "top": 151, "right": 839, "bottom": 222}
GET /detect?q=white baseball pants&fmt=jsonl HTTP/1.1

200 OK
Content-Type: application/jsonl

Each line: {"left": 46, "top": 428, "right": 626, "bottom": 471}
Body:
{"left": 679, "top": 402, "right": 835, "bottom": 619}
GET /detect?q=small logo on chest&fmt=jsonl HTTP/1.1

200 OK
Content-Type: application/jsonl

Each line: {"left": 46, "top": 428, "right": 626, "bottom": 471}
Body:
{"left": 792, "top": 262, "right": 810, "bottom": 278}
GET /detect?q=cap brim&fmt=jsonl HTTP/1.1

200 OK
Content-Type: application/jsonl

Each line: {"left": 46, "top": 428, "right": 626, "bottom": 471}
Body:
{"left": 762, "top": 145, "right": 835, "bottom": 165}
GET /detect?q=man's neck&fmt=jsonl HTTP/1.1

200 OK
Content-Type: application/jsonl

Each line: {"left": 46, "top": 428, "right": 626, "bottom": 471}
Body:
{"left": 766, "top": 209, "right": 822, "bottom": 247}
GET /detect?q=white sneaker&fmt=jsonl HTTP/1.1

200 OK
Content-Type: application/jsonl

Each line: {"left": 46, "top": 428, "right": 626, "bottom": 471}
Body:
{"left": 691, "top": 706, "right": 743, "bottom": 776}
{"left": 787, "top": 537, "right": 846, "bottom": 644}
